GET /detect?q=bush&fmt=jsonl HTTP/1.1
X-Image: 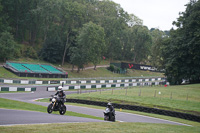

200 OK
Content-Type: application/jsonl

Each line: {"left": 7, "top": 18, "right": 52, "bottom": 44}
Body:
{"left": 0, "top": 31, "right": 19, "bottom": 61}
{"left": 116, "top": 67, "right": 120, "bottom": 73}
{"left": 109, "top": 65, "right": 115, "bottom": 72}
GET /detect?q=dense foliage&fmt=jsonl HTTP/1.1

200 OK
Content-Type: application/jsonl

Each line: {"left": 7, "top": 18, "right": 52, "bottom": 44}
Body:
{"left": 0, "top": 0, "right": 155, "bottom": 65}
{"left": 161, "top": 0, "right": 200, "bottom": 84}
{"left": 0, "top": 0, "right": 199, "bottom": 84}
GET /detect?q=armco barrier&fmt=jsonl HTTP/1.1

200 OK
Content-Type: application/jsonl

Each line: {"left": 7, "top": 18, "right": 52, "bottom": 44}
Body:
{"left": 0, "top": 77, "right": 166, "bottom": 85}
{"left": 66, "top": 99, "right": 200, "bottom": 122}
{"left": 46, "top": 81, "right": 165, "bottom": 91}
{"left": 0, "top": 87, "right": 36, "bottom": 91}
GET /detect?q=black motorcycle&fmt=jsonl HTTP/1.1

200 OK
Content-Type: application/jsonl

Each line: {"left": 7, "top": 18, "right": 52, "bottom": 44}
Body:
{"left": 47, "top": 95, "right": 66, "bottom": 115}
{"left": 103, "top": 107, "right": 115, "bottom": 122}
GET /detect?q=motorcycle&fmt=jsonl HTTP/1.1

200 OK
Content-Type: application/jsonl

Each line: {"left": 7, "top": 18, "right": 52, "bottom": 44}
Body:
{"left": 47, "top": 95, "right": 66, "bottom": 115}
{"left": 103, "top": 107, "right": 115, "bottom": 122}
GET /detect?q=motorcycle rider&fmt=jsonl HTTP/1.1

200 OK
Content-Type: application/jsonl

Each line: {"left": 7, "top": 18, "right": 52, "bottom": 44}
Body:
{"left": 107, "top": 102, "right": 115, "bottom": 120}
{"left": 55, "top": 86, "right": 66, "bottom": 107}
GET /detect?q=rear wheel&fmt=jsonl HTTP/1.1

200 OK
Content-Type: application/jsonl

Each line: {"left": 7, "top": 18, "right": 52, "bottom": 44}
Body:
{"left": 111, "top": 116, "right": 116, "bottom": 122}
{"left": 104, "top": 115, "right": 109, "bottom": 121}
{"left": 59, "top": 105, "right": 66, "bottom": 115}
{"left": 47, "top": 104, "right": 53, "bottom": 114}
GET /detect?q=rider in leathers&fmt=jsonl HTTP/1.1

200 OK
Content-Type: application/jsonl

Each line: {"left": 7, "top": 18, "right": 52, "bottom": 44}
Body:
{"left": 107, "top": 102, "right": 115, "bottom": 120}
{"left": 55, "top": 86, "right": 66, "bottom": 107}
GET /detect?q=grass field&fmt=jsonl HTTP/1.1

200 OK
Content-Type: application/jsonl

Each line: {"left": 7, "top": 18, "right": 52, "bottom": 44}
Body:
{"left": 66, "top": 84, "right": 200, "bottom": 115}
{"left": 0, "top": 122, "right": 199, "bottom": 133}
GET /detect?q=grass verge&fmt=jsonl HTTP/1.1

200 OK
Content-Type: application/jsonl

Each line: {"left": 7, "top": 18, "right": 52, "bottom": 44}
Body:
{"left": 66, "top": 84, "right": 200, "bottom": 116}
{"left": 0, "top": 122, "right": 199, "bottom": 133}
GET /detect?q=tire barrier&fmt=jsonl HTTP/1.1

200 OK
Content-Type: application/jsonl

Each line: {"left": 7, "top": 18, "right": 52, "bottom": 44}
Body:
{"left": 66, "top": 99, "right": 200, "bottom": 123}
{"left": 0, "top": 87, "right": 36, "bottom": 91}
{"left": 46, "top": 81, "right": 166, "bottom": 91}
{"left": 0, "top": 77, "right": 167, "bottom": 85}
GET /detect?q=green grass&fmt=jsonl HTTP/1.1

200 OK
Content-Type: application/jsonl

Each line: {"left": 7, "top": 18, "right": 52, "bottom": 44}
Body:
{"left": 0, "top": 98, "right": 48, "bottom": 112}
{"left": 67, "top": 67, "right": 163, "bottom": 78}
{"left": 0, "top": 122, "right": 199, "bottom": 133}
{"left": 13, "top": 58, "right": 51, "bottom": 64}
{"left": 66, "top": 84, "right": 200, "bottom": 115}
{"left": 0, "top": 67, "right": 19, "bottom": 78}
{"left": 0, "top": 98, "right": 102, "bottom": 120}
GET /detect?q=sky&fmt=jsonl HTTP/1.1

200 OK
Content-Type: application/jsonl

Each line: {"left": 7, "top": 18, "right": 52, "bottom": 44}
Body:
{"left": 111, "top": 0, "right": 190, "bottom": 31}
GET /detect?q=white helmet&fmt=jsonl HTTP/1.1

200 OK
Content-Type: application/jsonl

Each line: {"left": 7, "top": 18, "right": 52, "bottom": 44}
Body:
{"left": 58, "top": 86, "right": 62, "bottom": 91}
{"left": 107, "top": 102, "right": 112, "bottom": 106}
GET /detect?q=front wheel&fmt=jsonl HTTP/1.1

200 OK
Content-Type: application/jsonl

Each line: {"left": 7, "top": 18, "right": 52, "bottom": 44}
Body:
{"left": 59, "top": 105, "right": 66, "bottom": 115}
{"left": 47, "top": 104, "right": 53, "bottom": 114}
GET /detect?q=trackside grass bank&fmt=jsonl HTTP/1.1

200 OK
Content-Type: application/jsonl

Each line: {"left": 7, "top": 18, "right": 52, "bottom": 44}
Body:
{"left": 66, "top": 84, "right": 200, "bottom": 116}
{"left": 0, "top": 98, "right": 102, "bottom": 120}
{"left": 0, "top": 122, "right": 199, "bottom": 133}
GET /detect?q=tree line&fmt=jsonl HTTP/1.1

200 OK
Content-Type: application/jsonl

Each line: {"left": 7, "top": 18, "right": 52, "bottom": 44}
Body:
{"left": 0, "top": 0, "right": 162, "bottom": 64}
{"left": 0, "top": 0, "right": 199, "bottom": 84}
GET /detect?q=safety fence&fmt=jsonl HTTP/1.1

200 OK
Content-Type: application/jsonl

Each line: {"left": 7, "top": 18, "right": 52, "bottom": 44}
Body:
{"left": 47, "top": 81, "right": 166, "bottom": 91}
{"left": 0, "top": 87, "right": 36, "bottom": 91}
{"left": 0, "top": 77, "right": 166, "bottom": 85}
{"left": 66, "top": 99, "right": 200, "bottom": 122}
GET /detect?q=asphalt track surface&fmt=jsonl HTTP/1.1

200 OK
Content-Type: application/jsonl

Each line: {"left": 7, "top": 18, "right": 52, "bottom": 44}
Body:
{"left": 0, "top": 85, "right": 190, "bottom": 126}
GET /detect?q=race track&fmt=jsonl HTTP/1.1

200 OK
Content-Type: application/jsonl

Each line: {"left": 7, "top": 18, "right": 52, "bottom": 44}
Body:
{"left": 0, "top": 85, "right": 190, "bottom": 126}
{"left": 0, "top": 108, "right": 104, "bottom": 126}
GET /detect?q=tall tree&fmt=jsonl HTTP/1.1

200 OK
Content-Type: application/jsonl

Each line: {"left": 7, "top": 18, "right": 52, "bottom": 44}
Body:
{"left": 61, "top": 1, "right": 87, "bottom": 66}
{"left": 163, "top": 0, "right": 200, "bottom": 84}
{"left": 96, "top": 0, "right": 129, "bottom": 60}
{"left": 131, "top": 25, "right": 152, "bottom": 63}
{"left": 0, "top": 31, "right": 19, "bottom": 61}
{"left": 76, "top": 21, "right": 106, "bottom": 70}
{"left": 150, "top": 28, "right": 168, "bottom": 69}
{"left": 40, "top": 26, "right": 64, "bottom": 63}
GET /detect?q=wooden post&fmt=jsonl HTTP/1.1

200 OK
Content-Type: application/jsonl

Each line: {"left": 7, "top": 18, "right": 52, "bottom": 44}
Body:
{"left": 112, "top": 88, "right": 113, "bottom": 95}
{"left": 154, "top": 90, "right": 157, "bottom": 97}
{"left": 170, "top": 92, "right": 172, "bottom": 99}
{"left": 138, "top": 88, "right": 141, "bottom": 96}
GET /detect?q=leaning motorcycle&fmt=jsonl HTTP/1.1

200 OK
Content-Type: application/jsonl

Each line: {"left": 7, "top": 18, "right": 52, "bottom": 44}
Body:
{"left": 47, "top": 95, "right": 66, "bottom": 115}
{"left": 103, "top": 108, "right": 115, "bottom": 122}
